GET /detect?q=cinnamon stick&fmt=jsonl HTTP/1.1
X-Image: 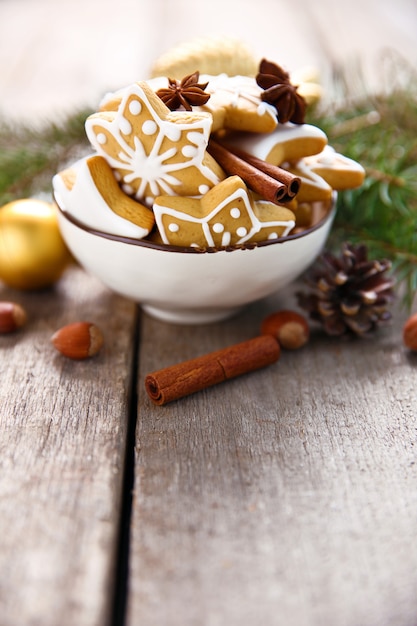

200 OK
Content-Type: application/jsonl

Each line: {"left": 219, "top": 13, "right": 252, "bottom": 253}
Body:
{"left": 145, "top": 334, "right": 280, "bottom": 406}
{"left": 208, "top": 139, "right": 301, "bottom": 203}
{"left": 222, "top": 142, "right": 301, "bottom": 199}
{"left": 208, "top": 140, "right": 286, "bottom": 203}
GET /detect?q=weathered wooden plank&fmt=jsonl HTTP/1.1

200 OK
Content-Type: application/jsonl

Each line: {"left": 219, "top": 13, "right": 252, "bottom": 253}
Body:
{"left": 0, "top": 265, "right": 137, "bottom": 626}
{"left": 128, "top": 287, "right": 417, "bottom": 626}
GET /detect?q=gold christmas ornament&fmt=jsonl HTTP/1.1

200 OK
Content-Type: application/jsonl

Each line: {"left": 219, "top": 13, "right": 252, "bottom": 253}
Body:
{"left": 0, "top": 198, "right": 71, "bottom": 290}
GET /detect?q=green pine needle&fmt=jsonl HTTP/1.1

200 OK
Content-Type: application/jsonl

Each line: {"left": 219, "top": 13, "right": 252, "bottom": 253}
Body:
{"left": 308, "top": 63, "right": 417, "bottom": 309}
{"left": 0, "top": 109, "right": 91, "bottom": 205}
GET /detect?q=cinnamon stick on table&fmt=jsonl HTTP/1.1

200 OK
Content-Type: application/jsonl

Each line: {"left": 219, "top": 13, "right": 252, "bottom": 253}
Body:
{"left": 208, "top": 139, "right": 300, "bottom": 204}
{"left": 145, "top": 334, "right": 280, "bottom": 406}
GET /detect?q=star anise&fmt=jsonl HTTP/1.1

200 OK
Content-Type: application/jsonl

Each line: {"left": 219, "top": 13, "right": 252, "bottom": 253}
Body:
{"left": 156, "top": 71, "right": 210, "bottom": 111}
{"left": 256, "top": 59, "right": 306, "bottom": 124}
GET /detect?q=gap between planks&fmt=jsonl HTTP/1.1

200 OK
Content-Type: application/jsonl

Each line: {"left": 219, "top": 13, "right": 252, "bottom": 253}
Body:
{"left": 110, "top": 305, "right": 141, "bottom": 626}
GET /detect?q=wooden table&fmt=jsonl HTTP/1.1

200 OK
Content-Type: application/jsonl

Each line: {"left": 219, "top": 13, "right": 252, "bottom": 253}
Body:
{"left": 1, "top": 0, "right": 417, "bottom": 624}
{"left": 1, "top": 263, "right": 416, "bottom": 626}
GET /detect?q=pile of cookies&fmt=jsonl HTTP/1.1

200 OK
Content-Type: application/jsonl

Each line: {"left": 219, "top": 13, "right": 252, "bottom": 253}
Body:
{"left": 53, "top": 37, "right": 364, "bottom": 250}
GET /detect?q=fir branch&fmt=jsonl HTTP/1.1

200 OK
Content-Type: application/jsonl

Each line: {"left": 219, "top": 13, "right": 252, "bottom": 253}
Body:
{"left": 0, "top": 108, "right": 92, "bottom": 205}
{"left": 309, "top": 68, "right": 417, "bottom": 308}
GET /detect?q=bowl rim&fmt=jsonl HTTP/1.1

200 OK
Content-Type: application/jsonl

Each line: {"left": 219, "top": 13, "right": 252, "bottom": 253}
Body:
{"left": 54, "top": 192, "right": 337, "bottom": 255}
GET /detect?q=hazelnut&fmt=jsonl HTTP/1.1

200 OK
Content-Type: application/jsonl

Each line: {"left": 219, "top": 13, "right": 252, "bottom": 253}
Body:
{"left": 403, "top": 312, "right": 417, "bottom": 351}
{"left": 0, "top": 301, "right": 27, "bottom": 334}
{"left": 51, "top": 321, "right": 104, "bottom": 359}
{"left": 261, "top": 309, "right": 310, "bottom": 350}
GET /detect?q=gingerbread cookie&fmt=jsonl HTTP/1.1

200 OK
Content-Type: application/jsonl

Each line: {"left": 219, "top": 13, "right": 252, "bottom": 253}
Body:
{"left": 200, "top": 74, "right": 278, "bottom": 133}
{"left": 85, "top": 81, "right": 225, "bottom": 207}
{"left": 226, "top": 122, "right": 328, "bottom": 167}
{"left": 282, "top": 145, "right": 365, "bottom": 204}
{"left": 53, "top": 155, "right": 155, "bottom": 239}
{"left": 152, "top": 175, "right": 295, "bottom": 248}
{"left": 150, "top": 35, "right": 259, "bottom": 80}
{"left": 303, "top": 145, "right": 365, "bottom": 190}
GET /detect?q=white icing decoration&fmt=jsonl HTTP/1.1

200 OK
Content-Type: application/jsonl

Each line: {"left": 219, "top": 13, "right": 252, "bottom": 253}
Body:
{"left": 182, "top": 145, "right": 198, "bottom": 158}
{"left": 122, "top": 183, "right": 134, "bottom": 195}
{"left": 199, "top": 185, "right": 210, "bottom": 194}
{"left": 142, "top": 120, "right": 157, "bottom": 135}
{"left": 288, "top": 158, "right": 332, "bottom": 193}
{"left": 129, "top": 100, "right": 142, "bottom": 115}
{"left": 230, "top": 207, "right": 240, "bottom": 218}
{"left": 187, "top": 130, "right": 205, "bottom": 147}
{"left": 318, "top": 155, "right": 335, "bottom": 165}
{"left": 168, "top": 223, "right": 179, "bottom": 232}
{"left": 221, "top": 232, "right": 231, "bottom": 247}
{"left": 164, "top": 125, "right": 182, "bottom": 142}
{"left": 268, "top": 232, "right": 278, "bottom": 239}
{"left": 85, "top": 83, "right": 220, "bottom": 205}
{"left": 119, "top": 117, "right": 132, "bottom": 135}
{"left": 257, "top": 102, "right": 271, "bottom": 116}
{"left": 267, "top": 221, "right": 294, "bottom": 237}
{"left": 236, "top": 226, "right": 247, "bottom": 237}
{"left": 212, "top": 222, "right": 224, "bottom": 233}
{"left": 306, "top": 145, "right": 365, "bottom": 174}
{"left": 97, "top": 133, "right": 107, "bottom": 145}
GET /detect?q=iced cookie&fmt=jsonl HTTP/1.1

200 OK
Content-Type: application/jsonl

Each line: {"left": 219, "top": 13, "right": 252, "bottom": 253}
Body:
{"left": 282, "top": 146, "right": 365, "bottom": 203}
{"left": 152, "top": 175, "right": 295, "bottom": 248}
{"left": 53, "top": 155, "right": 155, "bottom": 239}
{"left": 226, "top": 122, "right": 328, "bottom": 167}
{"left": 85, "top": 81, "right": 224, "bottom": 207}
{"left": 303, "top": 146, "right": 365, "bottom": 190}
{"left": 198, "top": 73, "right": 278, "bottom": 133}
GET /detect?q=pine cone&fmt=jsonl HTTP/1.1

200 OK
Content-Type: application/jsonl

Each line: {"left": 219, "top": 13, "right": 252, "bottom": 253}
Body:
{"left": 297, "top": 242, "right": 395, "bottom": 337}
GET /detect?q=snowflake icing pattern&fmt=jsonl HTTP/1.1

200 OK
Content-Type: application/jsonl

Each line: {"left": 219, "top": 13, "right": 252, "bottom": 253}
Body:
{"left": 85, "top": 82, "right": 223, "bottom": 206}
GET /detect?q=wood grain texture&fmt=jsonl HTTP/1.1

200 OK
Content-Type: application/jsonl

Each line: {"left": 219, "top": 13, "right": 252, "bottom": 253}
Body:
{"left": 0, "top": 265, "right": 137, "bottom": 626}
{"left": 128, "top": 289, "right": 417, "bottom": 626}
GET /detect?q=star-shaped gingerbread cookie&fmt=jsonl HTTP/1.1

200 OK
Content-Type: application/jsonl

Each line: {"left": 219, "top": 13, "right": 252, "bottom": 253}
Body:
{"left": 85, "top": 82, "right": 225, "bottom": 207}
{"left": 226, "top": 121, "right": 328, "bottom": 166}
{"left": 281, "top": 145, "right": 365, "bottom": 204}
{"left": 152, "top": 175, "right": 295, "bottom": 248}
{"left": 303, "top": 146, "right": 365, "bottom": 190}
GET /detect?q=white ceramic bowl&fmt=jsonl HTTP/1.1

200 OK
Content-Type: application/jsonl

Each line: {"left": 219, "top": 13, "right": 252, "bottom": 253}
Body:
{"left": 55, "top": 194, "right": 336, "bottom": 324}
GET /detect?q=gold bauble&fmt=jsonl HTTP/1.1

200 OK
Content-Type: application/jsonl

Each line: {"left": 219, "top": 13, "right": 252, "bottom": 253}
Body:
{"left": 0, "top": 198, "right": 71, "bottom": 290}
